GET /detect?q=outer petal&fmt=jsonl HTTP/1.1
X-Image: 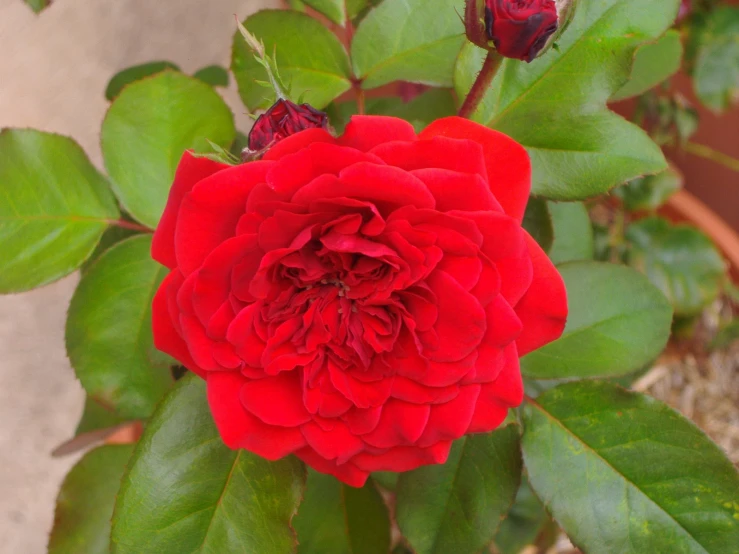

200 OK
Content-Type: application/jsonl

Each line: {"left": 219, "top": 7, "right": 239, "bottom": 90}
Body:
{"left": 152, "top": 151, "right": 228, "bottom": 268}
{"left": 295, "top": 448, "right": 369, "bottom": 487}
{"left": 351, "top": 441, "right": 452, "bottom": 472}
{"left": 175, "top": 161, "right": 272, "bottom": 274}
{"left": 515, "top": 232, "right": 568, "bottom": 356}
{"left": 240, "top": 372, "right": 311, "bottom": 427}
{"left": 421, "top": 117, "right": 531, "bottom": 222}
{"left": 262, "top": 128, "right": 337, "bottom": 161}
{"left": 207, "top": 371, "right": 306, "bottom": 459}
{"left": 410, "top": 168, "right": 502, "bottom": 212}
{"left": 338, "top": 115, "right": 417, "bottom": 151}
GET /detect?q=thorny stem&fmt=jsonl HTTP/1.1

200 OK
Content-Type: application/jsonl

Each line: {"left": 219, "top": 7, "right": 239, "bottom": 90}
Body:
{"left": 683, "top": 141, "right": 739, "bottom": 175}
{"left": 109, "top": 219, "right": 153, "bottom": 233}
{"left": 458, "top": 51, "right": 502, "bottom": 119}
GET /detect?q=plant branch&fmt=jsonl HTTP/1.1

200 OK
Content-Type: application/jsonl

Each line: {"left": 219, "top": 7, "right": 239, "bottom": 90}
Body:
{"left": 683, "top": 141, "right": 739, "bottom": 174}
{"left": 458, "top": 51, "right": 501, "bottom": 119}
{"left": 344, "top": 6, "right": 365, "bottom": 115}
{"left": 109, "top": 219, "right": 153, "bottom": 233}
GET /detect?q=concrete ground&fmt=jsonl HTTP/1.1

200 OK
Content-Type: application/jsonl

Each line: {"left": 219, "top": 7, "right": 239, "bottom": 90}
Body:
{"left": 0, "top": 0, "right": 270, "bottom": 551}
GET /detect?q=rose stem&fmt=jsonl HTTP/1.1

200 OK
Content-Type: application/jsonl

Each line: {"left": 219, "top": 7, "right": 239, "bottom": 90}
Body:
{"left": 108, "top": 219, "right": 153, "bottom": 233}
{"left": 683, "top": 141, "right": 739, "bottom": 174}
{"left": 344, "top": 6, "right": 366, "bottom": 115}
{"left": 458, "top": 51, "right": 502, "bottom": 120}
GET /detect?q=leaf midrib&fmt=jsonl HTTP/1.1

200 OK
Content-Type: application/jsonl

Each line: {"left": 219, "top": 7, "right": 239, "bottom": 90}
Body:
{"left": 528, "top": 397, "right": 710, "bottom": 553}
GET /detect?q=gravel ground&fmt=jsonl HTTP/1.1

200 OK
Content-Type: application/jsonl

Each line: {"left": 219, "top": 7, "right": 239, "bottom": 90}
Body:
{"left": 0, "top": 1, "right": 269, "bottom": 551}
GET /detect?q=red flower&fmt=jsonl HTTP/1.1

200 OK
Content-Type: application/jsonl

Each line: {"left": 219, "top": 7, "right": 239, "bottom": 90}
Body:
{"left": 151, "top": 116, "right": 567, "bottom": 486}
{"left": 485, "top": 0, "right": 559, "bottom": 62}
{"left": 248, "top": 99, "right": 328, "bottom": 152}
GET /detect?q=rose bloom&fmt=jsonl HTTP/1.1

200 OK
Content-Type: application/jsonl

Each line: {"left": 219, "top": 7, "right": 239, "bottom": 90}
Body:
{"left": 485, "top": 0, "right": 559, "bottom": 62}
{"left": 151, "top": 115, "right": 567, "bottom": 486}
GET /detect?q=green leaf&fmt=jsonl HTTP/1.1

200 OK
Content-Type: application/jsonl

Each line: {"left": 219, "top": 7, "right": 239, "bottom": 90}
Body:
{"left": 626, "top": 216, "right": 726, "bottom": 316}
{"left": 522, "top": 198, "right": 554, "bottom": 253}
{"left": 66, "top": 235, "right": 173, "bottom": 419}
{"left": 302, "top": 0, "right": 346, "bottom": 25}
{"left": 693, "top": 7, "right": 739, "bottom": 112}
{"left": 81, "top": 222, "right": 139, "bottom": 272}
{"left": 395, "top": 425, "right": 522, "bottom": 554}
{"left": 293, "top": 471, "right": 390, "bottom": 554}
{"left": 521, "top": 262, "right": 673, "bottom": 379}
{"left": 454, "top": 0, "right": 679, "bottom": 199}
{"left": 0, "top": 129, "right": 119, "bottom": 293}
{"left": 611, "top": 30, "right": 684, "bottom": 101}
{"left": 24, "top": 0, "right": 51, "bottom": 14}
{"left": 232, "top": 10, "right": 352, "bottom": 111}
{"left": 522, "top": 380, "right": 739, "bottom": 553}
{"left": 493, "top": 477, "right": 557, "bottom": 554}
{"left": 614, "top": 165, "right": 683, "bottom": 212}
{"left": 105, "top": 61, "right": 180, "bottom": 101}
{"left": 372, "top": 471, "right": 399, "bottom": 491}
{"left": 193, "top": 65, "right": 230, "bottom": 88}
{"left": 48, "top": 445, "right": 134, "bottom": 554}
{"left": 101, "top": 71, "right": 235, "bottom": 228}
{"left": 351, "top": 0, "right": 465, "bottom": 90}
{"left": 111, "top": 375, "right": 305, "bottom": 553}
{"left": 547, "top": 201, "right": 594, "bottom": 265}
{"left": 75, "top": 396, "right": 129, "bottom": 435}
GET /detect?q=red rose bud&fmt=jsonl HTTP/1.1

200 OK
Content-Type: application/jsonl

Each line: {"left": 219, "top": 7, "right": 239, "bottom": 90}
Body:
{"left": 247, "top": 99, "right": 328, "bottom": 153}
{"left": 677, "top": 0, "right": 691, "bottom": 23}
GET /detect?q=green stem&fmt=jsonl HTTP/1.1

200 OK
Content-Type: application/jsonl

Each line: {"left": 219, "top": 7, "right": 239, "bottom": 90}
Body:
{"left": 458, "top": 51, "right": 501, "bottom": 119}
{"left": 109, "top": 219, "right": 153, "bottom": 233}
{"left": 683, "top": 141, "right": 739, "bottom": 174}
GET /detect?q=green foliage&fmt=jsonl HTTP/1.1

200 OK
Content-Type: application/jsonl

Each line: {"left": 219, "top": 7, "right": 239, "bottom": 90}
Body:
{"left": 351, "top": 0, "right": 465, "bottom": 90}
{"left": 48, "top": 445, "right": 134, "bottom": 554}
{"left": 81, "top": 222, "right": 139, "bottom": 272}
{"left": 111, "top": 376, "right": 306, "bottom": 554}
{"left": 105, "top": 61, "right": 180, "bottom": 101}
{"left": 493, "top": 477, "right": 557, "bottom": 554}
{"left": 395, "top": 426, "right": 522, "bottom": 554}
{"left": 75, "top": 397, "right": 128, "bottom": 435}
{"left": 0, "top": 129, "right": 119, "bottom": 293}
{"left": 293, "top": 471, "right": 390, "bottom": 554}
{"left": 615, "top": 165, "right": 683, "bottom": 212}
{"left": 521, "top": 262, "right": 673, "bottom": 379}
{"left": 232, "top": 10, "right": 352, "bottom": 111}
{"left": 101, "top": 70, "right": 235, "bottom": 228}
{"left": 548, "top": 201, "right": 594, "bottom": 265}
{"left": 626, "top": 216, "right": 726, "bottom": 316}
{"left": 612, "top": 30, "right": 684, "bottom": 101}
{"left": 692, "top": 7, "right": 739, "bottom": 112}
{"left": 522, "top": 381, "right": 739, "bottom": 553}
{"left": 522, "top": 198, "right": 554, "bottom": 253}
{"left": 66, "top": 235, "right": 173, "bottom": 419}
{"left": 454, "top": 0, "right": 679, "bottom": 200}
{"left": 192, "top": 65, "right": 230, "bottom": 88}
{"left": 24, "top": 0, "right": 51, "bottom": 14}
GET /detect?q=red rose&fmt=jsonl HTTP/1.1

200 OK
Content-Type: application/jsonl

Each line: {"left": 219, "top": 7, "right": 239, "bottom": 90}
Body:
{"left": 485, "top": 0, "right": 559, "bottom": 62}
{"left": 151, "top": 116, "right": 567, "bottom": 486}
{"left": 247, "top": 99, "right": 328, "bottom": 152}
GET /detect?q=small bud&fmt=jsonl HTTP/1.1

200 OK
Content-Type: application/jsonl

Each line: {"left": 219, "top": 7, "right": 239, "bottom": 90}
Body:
{"left": 677, "top": 0, "right": 691, "bottom": 23}
{"left": 465, "top": 0, "right": 577, "bottom": 63}
{"left": 244, "top": 99, "right": 328, "bottom": 158}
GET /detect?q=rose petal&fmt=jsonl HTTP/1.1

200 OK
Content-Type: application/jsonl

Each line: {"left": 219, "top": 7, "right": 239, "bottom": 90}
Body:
{"left": 371, "top": 136, "right": 488, "bottom": 178}
{"left": 240, "top": 371, "right": 311, "bottom": 427}
{"left": 361, "top": 399, "right": 430, "bottom": 448}
{"left": 152, "top": 151, "right": 228, "bottom": 268}
{"left": 294, "top": 448, "right": 369, "bottom": 487}
{"left": 421, "top": 117, "right": 531, "bottom": 222}
{"left": 411, "top": 168, "right": 502, "bottom": 212}
{"left": 417, "top": 384, "right": 481, "bottom": 447}
{"left": 301, "top": 420, "right": 365, "bottom": 464}
{"left": 207, "top": 371, "right": 306, "bottom": 459}
{"left": 514, "top": 232, "right": 568, "bottom": 356}
{"left": 351, "top": 441, "right": 452, "bottom": 472}
{"left": 262, "top": 128, "right": 337, "bottom": 161}
{"left": 339, "top": 115, "right": 417, "bottom": 151}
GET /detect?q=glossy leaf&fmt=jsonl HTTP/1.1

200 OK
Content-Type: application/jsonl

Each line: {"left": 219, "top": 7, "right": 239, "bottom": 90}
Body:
{"left": 521, "top": 262, "right": 673, "bottom": 379}
{"left": 75, "top": 397, "right": 129, "bottom": 435}
{"left": 547, "top": 201, "right": 594, "bottom": 265}
{"left": 352, "top": 0, "right": 465, "bottom": 90}
{"left": 293, "top": 471, "right": 390, "bottom": 554}
{"left": 626, "top": 216, "right": 726, "bottom": 316}
{"left": 66, "top": 235, "right": 173, "bottom": 419}
{"left": 105, "top": 61, "right": 180, "bottom": 101}
{"left": 48, "top": 445, "right": 133, "bottom": 554}
{"left": 111, "top": 376, "right": 306, "bottom": 554}
{"left": 302, "top": 0, "right": 345, "bottom": 24}
{"left": 493, "top": 477, "right": 557, "bottom": 554}
{"left": 612, "top": 30, "right": 683, "bottom": 101}
{"left": 232, "top": 10, "right": 352, "bottom": 111}
{"left": 522, "top": 198, "right": 553, "bottom": 252}
{"left": 0, "top": 129, "right": 119, "bottom": 293}
{"left": 615, "top": 165, "right": 683, "bottom": 212}
{"left": 372, "top": 471, "right": 399, "bottom": 491}
{"left": 24, "top": 0, "right": 51, "bottom": 13}
{"left": 692, "top": 7, "right": 739, "bottom": 112}
{"left": 522, "top": 380, "right": 739, "bottom": 553}
{"left": 454, "top": 0, "right": 678, "bottom": 199}
{"left": 396, "top": 425, "right": 522, "bottom": 554}
{"left": 101, "top": 71, "right": 234, "bottom": 228}
{"left": 81, "top": 223, "right": 139, "bottom": 272}
{"left": 193, "top": 65, "right": 229, "bottom": 88}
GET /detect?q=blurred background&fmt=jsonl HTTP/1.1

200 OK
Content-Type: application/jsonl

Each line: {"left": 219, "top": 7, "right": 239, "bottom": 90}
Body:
{"left": 0, "top": 1, "right": 268, "bottom": 551}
